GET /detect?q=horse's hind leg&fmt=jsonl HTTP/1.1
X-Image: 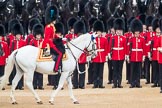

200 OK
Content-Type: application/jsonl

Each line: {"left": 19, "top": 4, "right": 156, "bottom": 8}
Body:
{"left": 66, "top": 75, "right": 79, "bottom": 104}
{"left": 10, "top": 69, "right": 23, "bottom": 104}
{"left": 49, "top": 72, "right": 68, "bottom": 104}
{"left": 25, "top": 71, "right": 43, "bottom": 104}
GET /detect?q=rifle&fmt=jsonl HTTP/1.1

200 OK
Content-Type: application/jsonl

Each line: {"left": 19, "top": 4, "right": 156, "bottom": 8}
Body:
{"left": 129, "top": 40, "right": 132, "bottom": 63}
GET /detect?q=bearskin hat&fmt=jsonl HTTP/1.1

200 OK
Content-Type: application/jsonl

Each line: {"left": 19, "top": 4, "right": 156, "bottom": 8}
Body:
{"left": 73, "top": 20, "right": 86, "bottom": 34}
{"left": 33, "top": 24, "right": 44, "bottom": 37}
{"left": 130, "top": 19, "right": 143, "bottom": 33}
{"left": 29, "top": 18, "right": 40, "bottom": 31}
{"left": 0, "top": 24, "right": 5, "bottom": 37}
{"left": 55, "top": 22, "right": 64, "bottom": 35}
{"left": 138, "top": 14, "right": 146, "bottom": 25}
{"left": 113, "top": 18, "right": 125, "bottom": 31}
{"left": 67, "top": 17, "right": 78, "bottom": 30}
{"left": 93, "top": 20, "right": 105, "bottom": 32}
{"left": 88, "top": 17, "right": 98, "bottom": 31}
{"left": 106, "top": 17, "right": 115, "bottom": 31}
{"left": 152, "top": 18, "right": 159, "bottom": 32}
{"left": 45, "top": 5, "right": 59, "bottom": 24}
{"left": 127, "top": 17, "right": 135, "bottom": 29}
{"left": 12, "top": 23, "right": 24, "bottom": 36}
{"left": 8, "top": 19, "right": 20, "bottom": 33}
{"left": 145, "top": 15, "right": 154, "bottom": 27}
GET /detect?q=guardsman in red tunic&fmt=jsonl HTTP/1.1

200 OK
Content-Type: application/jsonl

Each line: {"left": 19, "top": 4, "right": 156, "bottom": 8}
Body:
{"left": 150, "top": 18, "right": 160, "bottom": 87}
{"left": 30, "top": 24, "right": 44, "bottom": 90}
{"left": 144, "top": 15, "right": 154, "bottom": 84}
{"left": 26, "top": 18, "right": 41, "bottom": 45}
{"left": 72, "top": 20, "right": 87, "bottom": 89}
{"left": 0, "top": 24, "right": 8, "bottom": 90}
{"left": 108, "top": 18, "right": 126, "bottom": 88}
{"left": 105, "top": 17, "right": 115, "bottom": 85}
{"left": 10, "top": 23, "right": 26, "bottom": 90}
{"left": 124, "top": 16, "right": 134, "bottom": 84}
{"left": 87, "top": 17, "right": 97, "bottom": 85}
{"left": 127, "top": 19, "right": 146, "bottom": 88}
{"left": 92, "top": 20, "right": 108, "bottom": 88}
{"left": 6, "top": 19, "right": 20, "bottom": 53}
{"left": 65, "top": 17, "right": 78, "bottom": 41}
{"left": 42, "top": 5, "right": 63, "bottom": 73}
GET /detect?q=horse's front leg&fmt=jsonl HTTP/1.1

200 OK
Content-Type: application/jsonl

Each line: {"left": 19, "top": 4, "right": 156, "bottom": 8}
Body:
{"left": 49, "top": 72, "right": 68, "bottom": 104}
{"left": 67, "top": 74, "right": 79, "bottom": 104}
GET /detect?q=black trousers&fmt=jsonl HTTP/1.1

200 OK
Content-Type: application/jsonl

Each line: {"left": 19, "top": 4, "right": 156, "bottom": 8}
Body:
{"left": 108, "top": 59, "right": 113, "bottom": 83}
{"left": 33, "top": 72, "right": 43, "bottom": 88}
{"left": 9, "top": 65, "right": 24, "bottom": 88}
{"left": 126, "top": 61, "right": 131, "bottom": 83}
{"left": 72, "top": 63, "right": 86, "bottom": 88}
{"left": 159, "top": 64, "right": 162, "bottom": 90}
{"left": 144, "top": 57, "right": 151, "bottom": 83}
{"left": 0, "top": 65, "right": 4, "bottom": 77}
{"left": 130, "top": 62, "right": 142, "bottom": 86}
{"left": 48, "top": 75, "right": 55, "bottom": 85}
{"left": 152, "top": 61, "right": 159, "bottom": 85}
{"left": 53, "top": 73, "right": 61, "bottom": 87}
{"left": 87, "top": 62, "right": 94, "bottom": 84}
{"left": 112, "top": 60, "right": 124, "bottom": 86}
{"left": 93, "top": 63, "right": 104, "bottom": 87}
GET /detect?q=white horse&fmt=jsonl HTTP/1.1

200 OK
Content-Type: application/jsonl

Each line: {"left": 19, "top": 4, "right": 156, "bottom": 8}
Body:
{"left": 0, "top": 33, "right": 97, "bottom": 104}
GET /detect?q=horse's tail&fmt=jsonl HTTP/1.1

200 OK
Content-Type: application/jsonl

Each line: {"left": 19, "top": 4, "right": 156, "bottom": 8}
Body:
{"left": 0, "top": 50, "right": 18, "bottom": 90}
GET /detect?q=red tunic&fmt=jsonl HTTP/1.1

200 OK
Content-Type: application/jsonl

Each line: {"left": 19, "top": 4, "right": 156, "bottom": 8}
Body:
{"left": 92, "top": 36, "right": 108, "bottom": 63}
{"left": 128, "top": 35, "right": 146, "bottom": 62}
{"left": 9, "top": 39, "right": 26, "bottom": 53}
{"left": 0, "top": 41, "right": 9, "bottom": 65}
{"left": 29, "top": 38, "right": 43, "bottom": 47}
{"left": 109, "top": 35, "right": 126, "bottom": 60}
{"left": 26, "top": 34, "right": 34, "bottom": 45}
{"left": 151, "top": 34, "right": 159, "bottom": 61}
{"left": 158, "top": 36, "right": 162, "bottom": 64}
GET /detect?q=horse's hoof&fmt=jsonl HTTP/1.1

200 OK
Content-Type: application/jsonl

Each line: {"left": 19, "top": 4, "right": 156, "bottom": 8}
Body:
{"left": 49, "top": 101, "right": 54, "bottom": 105}
{"left": 74, "top": 101, "right": 79, "bottom": 104}
{"left": 12, "top": 102, "right": 18, "bottom": 105}
{"left": 37, "top": 101, "right": 43, "bottom": 104}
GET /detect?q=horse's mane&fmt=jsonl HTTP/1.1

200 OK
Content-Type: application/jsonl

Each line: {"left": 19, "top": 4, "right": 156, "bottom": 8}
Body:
{"left": 70, "top": 33, "right": 90, "bottom": 45}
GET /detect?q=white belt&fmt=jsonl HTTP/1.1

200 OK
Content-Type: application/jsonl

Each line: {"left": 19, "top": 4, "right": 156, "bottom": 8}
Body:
{"left": 132, "top": 49, "right": 143, "bottom": 51}
{"left": 97, "top": 49, "right": 104, "bottom": 52}
{"left": 153, "top": 48, "right": 157, "bottom": 50}
{"left": 113, "top": 47, "right": 124, "bottom": 50}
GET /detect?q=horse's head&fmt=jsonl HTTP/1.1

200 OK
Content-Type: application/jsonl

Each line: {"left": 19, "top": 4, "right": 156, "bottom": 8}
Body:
{"left": 86, "top": 33, "right": 97, "bottom": 59}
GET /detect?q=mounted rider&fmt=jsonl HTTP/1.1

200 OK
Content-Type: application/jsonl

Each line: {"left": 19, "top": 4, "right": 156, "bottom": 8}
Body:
{"left": 42, "top": 5, "right": 63, "bottom": 73}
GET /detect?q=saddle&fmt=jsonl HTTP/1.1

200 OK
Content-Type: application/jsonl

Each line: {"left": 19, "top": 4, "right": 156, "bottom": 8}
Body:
{"left": 36, "top": 43, "right": 68, "bottom": 62}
